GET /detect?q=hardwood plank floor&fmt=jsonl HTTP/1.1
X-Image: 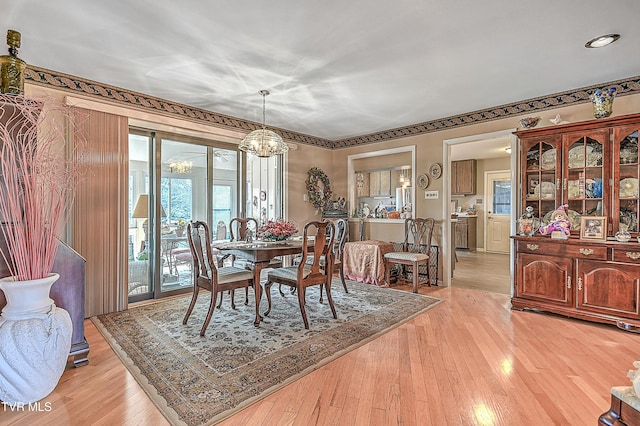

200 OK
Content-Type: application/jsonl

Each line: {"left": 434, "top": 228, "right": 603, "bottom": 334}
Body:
{"left": 3, "top": 281, "right": 638, "bottom": 425}
{"left": 452, "top": 250, "right": 511, "bottom": 294}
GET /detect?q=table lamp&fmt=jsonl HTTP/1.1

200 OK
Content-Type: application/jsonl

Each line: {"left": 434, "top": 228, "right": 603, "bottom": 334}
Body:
{"left": 132, "top": 194, "right": 166, "bottom": 255}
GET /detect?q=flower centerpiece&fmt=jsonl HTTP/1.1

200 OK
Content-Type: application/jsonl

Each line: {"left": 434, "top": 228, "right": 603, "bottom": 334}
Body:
{"left": 590, "top": 87, "right": 616, "bottom": 119}
{"left": 257, "top": 219, "right": 298, "bottom": 241}
{"left": 175, "top": 219, "right": 186, "bottom": 237}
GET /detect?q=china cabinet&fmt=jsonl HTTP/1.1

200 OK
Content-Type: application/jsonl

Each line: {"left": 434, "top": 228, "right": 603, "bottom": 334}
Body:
{"left": 512, "top": 113, "right": 640, "bottom": 330}
{"left": 451, "top": 159, "right": 476, "bottom": 195}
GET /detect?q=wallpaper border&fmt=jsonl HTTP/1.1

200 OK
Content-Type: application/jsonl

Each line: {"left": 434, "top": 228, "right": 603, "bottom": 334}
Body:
{"left": 25, "top": 66, "right": 640, "bottom": 149}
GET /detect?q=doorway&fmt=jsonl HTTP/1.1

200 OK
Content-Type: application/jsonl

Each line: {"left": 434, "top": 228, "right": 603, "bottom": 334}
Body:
{"left": 442, "top": 129, "right": 517, "bottom": 292}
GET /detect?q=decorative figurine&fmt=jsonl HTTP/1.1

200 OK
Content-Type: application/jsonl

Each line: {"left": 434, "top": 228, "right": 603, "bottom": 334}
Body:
{"left": 539, "top": 205, "right": 571, "bottom": 239}
{"left": 0, "top": 29, "right": 27, "bottom": 95}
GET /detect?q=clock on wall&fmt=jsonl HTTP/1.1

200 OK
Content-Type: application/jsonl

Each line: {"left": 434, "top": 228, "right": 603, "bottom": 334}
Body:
{"left": 429, "top": 163, "right": 442, "bottom": 179}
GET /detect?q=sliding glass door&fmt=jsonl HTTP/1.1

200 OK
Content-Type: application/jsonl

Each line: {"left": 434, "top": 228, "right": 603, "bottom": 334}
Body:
{"left": 159, "top": 140, "right": 239, "bottom": 294}
{"left": 128, "top": 130, "right": 240, "bottom": 302}
{"left": 128, "top": 132, "right": 153, "bottom": 302}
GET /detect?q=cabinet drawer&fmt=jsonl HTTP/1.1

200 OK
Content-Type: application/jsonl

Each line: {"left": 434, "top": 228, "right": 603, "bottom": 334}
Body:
{"left": 517, "top": 240, "right": 607, "bottom": 260}
{"left": 613, "top": 248, "right": 640, "bottom": 264}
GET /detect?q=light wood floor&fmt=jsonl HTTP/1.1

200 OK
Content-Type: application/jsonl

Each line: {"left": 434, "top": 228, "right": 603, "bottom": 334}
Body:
{"left": 4, "top": 279, "right": 639, "bottom": 425}
{"left": 452, "top": 250, "right": 511, "bottom": 294}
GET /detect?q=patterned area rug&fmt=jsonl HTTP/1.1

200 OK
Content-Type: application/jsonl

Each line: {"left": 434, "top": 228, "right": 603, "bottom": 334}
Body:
{"left": 92, "top": 279, "right": 442, "bottom": 426}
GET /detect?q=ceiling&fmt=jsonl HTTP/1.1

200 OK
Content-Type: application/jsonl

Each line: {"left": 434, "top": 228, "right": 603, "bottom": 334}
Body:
{"left": 450, "top": 136, "right": 511, "bottom": 161}
{"left": 4, "top": 1, "right": 640, "bottom": 141}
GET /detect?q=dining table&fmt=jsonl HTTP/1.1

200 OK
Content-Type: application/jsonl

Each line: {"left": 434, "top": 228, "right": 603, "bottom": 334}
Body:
{"left": 211, "top": 239, "right": 313, "bottom": 326}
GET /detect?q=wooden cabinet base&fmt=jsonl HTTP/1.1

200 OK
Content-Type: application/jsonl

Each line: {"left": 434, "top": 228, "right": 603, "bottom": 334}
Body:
{"left": 511, "top": 297, "right": 640, "bottom": 330}
{"left": 70, "top": 341, "right": 90, "bottom": 367}
{"left": 599, "top": 389, "right": 640, "bottom": 426}
{"left": 513, "top": 236, "right": 640, "bottom": 331}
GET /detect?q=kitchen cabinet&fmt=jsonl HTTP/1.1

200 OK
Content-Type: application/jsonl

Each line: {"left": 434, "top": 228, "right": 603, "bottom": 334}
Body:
{"left": 512, "top": 112, "right": 640, "bottom": 330}
{"left": 454, "top": 216, "right": 477, "bottom": 250}
{"left": 451, "top": 159, "right": 476, "bottom": 195}
{"left": 355, "top": 172, "right": 370, "bottom": 197}
{"left": 369, "top": 170, "right": 391, "bottom": 196}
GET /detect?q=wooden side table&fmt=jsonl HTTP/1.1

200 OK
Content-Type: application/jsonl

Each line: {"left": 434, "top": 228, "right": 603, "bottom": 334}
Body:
{"left": 343, "top": 240, "right": 394, "bottom": 286}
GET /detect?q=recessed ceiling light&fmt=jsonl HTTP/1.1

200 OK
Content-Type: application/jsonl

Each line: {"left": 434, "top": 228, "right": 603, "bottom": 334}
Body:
{"left": 585, "top": 34, "right": 620, "bottom": 48}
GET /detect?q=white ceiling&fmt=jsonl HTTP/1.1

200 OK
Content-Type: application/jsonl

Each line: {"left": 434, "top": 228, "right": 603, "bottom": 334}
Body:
{"left": 4, "top": 1, "right": 640, "bottom": 141}
{"left": 450, "top": 136, "right": 511, "bottom": 161}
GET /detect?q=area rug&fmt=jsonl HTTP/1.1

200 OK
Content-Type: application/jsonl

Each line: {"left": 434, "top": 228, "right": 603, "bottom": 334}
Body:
{"left": 92, "top": 279, "right": 442, "bottom": 426}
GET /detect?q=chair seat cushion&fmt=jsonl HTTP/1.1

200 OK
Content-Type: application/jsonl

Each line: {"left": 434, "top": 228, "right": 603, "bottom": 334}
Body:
{"left": 384, "top": 252, "right": 429, "bottom": 262}
{"left": 216, "top": 266, "right": 254, "bottom": 284}
{"left": 267, "top": 266, "right": 311, "bottom": 286}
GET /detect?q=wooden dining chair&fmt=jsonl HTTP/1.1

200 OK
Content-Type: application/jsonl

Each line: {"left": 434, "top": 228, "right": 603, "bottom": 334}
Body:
{"left": 293, "top": 218, "right": 349, "bottom": 302}
{"left": 229, "top": 217, "right": 258, "bottom": 242}
{"left": 263, "top": 221, "right": 337, "bottom": 329}
{"left": 224, "top": 217, "right": 282, "bottom": 306}
{"left": 182, "top": 221, "right": 255, "bottom": 336}
{"left": 384, "top": 218, "right": 435, "bottom": 293}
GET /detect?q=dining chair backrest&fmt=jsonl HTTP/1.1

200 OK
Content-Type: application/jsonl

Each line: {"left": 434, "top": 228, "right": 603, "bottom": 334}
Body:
{"left": 229, "top": 217, "right": 258, "bottom": 241}
{"left": 187, "top": 220, "right": 218, "bottom": 282}
{"left": 325, "top": 218, "right": 348, "bottom": 260}
{"left": 402, "top": 218, "right": 435, "bottom": 254}
{"left": 298, "top": 221, "right": 335, "bottom": 285}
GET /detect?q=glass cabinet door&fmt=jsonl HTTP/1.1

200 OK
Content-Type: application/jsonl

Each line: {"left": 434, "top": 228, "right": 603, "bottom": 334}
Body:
{"left": 523, "top": 137, "right": 561, "bottom": 223}
{"left": 613, "top": 126, "right": 639, "bottom": 234}
{"left": 563, "top": 132, "right": 606, "bottom": 234}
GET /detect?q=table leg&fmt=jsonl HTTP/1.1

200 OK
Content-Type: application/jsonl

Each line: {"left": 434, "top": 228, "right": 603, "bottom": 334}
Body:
{"left": 253, "top": 262, "right": 265, "bottom": 326}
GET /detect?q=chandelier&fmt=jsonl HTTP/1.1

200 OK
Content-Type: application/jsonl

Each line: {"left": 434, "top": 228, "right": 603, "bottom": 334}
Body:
{"left": 239, "top": 90, "right": 289, "bottom": 158}
{"left": 169, "top": 161, "right": 192, "bottom": 174}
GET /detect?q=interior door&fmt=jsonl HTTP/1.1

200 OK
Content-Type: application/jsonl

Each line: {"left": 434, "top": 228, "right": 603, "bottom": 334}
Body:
{"left": 486, "top": 171, "right": 511, "bottom": 253}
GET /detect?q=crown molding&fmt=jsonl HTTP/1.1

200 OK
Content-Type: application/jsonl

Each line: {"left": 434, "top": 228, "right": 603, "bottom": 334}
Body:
{"left": 333, "top": 75, "right": 640, "bottom": 148}
{"left": 25, "top": 66, "right": 640, "bottom": 150}
{"left": 25, "top": 66, "right": 334, "bottom": 149}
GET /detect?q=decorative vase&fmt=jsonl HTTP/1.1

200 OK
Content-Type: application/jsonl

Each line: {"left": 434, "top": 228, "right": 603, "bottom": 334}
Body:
{"left": 590, "top": 87, "right": 616, "bottom": 119}
{"left": 517, "top": 218, "right": 536, "bottom": 236}
{"left": 0, "top": 30, "right": 27, "bottom": 95}
{"left": 0, "top": 273, "right": 73, "bottom": 404}
{"left": 615, "top": 224, "right": 631, "bottom": 242}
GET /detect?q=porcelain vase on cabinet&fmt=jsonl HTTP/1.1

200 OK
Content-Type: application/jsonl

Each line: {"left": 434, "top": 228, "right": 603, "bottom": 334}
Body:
{"left": 0, "top": 273, "right": 72, "bottom": 404}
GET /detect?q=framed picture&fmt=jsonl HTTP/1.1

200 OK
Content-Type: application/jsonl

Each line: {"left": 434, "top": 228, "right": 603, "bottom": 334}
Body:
{"left": 580, "top": 216, "right": 607, "bottom": 241}
{"left": 527, "top": 176, "right": 539, "bottom": 196}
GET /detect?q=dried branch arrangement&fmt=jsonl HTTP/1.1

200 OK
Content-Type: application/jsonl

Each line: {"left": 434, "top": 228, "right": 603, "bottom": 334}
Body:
{"left": 0, "top": 94, "right": 86, "bottom": 281}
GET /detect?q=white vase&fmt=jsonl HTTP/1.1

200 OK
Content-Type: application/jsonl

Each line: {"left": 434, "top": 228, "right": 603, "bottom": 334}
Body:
{"left": 0, "top": 273, "right": 73, "bottom": 404}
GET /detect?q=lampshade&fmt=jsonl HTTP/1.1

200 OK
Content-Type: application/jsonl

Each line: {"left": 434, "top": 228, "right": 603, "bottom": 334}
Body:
{"left": 239, "top": 90, "right": 289, "bottom": 158}
{"left": 132, "top": 194, "right": 166, "bottom": 219}
{"left": 132, "top": 194, "right": 149, "bottom": 218}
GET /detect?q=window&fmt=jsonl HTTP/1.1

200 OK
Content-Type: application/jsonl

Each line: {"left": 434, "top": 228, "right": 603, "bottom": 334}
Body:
{"left": 212, "top": 184, "right": 232, "bottom": 235}
{"left": 492, "top": 180, "right": 511, "bottom": 214}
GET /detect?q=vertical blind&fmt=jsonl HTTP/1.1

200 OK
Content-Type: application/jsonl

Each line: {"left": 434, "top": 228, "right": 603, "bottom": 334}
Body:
{"left": 72, "top": 108, "right": 128, "bottom": 317}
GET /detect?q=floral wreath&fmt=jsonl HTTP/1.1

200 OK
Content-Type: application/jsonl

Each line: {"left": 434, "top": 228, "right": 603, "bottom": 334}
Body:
{"left": 306, "top": 167, "right": 332, "bottom": 210}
